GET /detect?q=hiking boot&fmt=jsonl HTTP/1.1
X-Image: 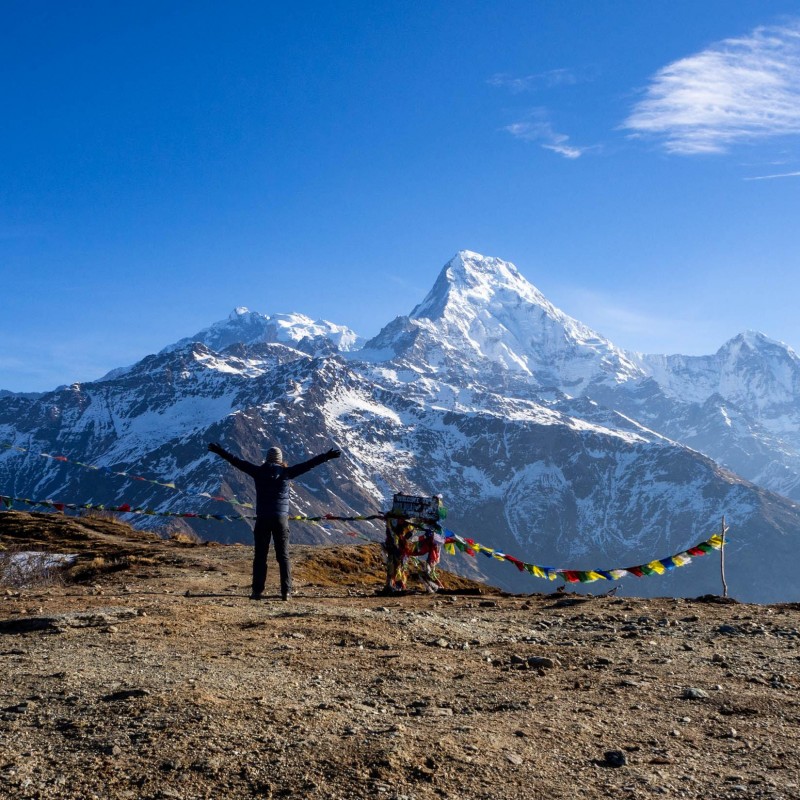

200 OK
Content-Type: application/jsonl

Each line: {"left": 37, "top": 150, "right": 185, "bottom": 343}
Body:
{"left": 281, "top": 592, "right": 291, "bottom": 601}
{"left": 249, "top": 592, "right": 263, "bottom": 600}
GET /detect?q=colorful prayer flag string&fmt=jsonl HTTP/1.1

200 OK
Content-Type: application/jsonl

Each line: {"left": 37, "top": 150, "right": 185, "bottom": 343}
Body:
{"left": 0, "top": 494, "right": 382, "bottom": 533}
{"left": 0, "top": 441, "right": 254, "bottom": 509}
{"left": 442, "top": 529, "right": 725, "bottom": 584}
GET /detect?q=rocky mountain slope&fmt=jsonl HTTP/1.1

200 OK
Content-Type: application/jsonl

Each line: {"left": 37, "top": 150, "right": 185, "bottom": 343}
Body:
{"left": 1, "top": 251, "right": 799, "bottom": 603}
{"left": 1, "top": 511, "right": 799, "bottom": 800}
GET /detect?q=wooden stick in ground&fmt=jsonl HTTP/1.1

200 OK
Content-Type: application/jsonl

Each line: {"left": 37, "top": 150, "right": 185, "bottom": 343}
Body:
{"left": 720, "top": 515, "right": 728, "bottom": 598}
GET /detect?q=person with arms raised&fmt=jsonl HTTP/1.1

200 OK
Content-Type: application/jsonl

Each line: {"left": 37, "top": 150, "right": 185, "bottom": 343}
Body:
{"left": 208, "top": 442, "right": 341, "bottom": 600}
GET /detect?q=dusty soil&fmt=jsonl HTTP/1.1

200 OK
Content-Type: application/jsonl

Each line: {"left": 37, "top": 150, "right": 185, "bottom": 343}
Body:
{"left": 1, "top": 510, "right": 800, "bottom": 800}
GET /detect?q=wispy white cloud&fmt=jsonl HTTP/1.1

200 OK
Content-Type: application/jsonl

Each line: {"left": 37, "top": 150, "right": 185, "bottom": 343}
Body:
{"left": 488, "top": 69, "right": 577, "bottom": 93}
{"left": 623, "top": 21, "right": 800, "bottom": 155}
{"left": 504, "top": 110, "right": 589, "bottom": 159}
{"left": 744, "top": 169, "right": 800, "bottom": 180}
{"left": 541, "top": 142, "right": 585, "bottom": 160}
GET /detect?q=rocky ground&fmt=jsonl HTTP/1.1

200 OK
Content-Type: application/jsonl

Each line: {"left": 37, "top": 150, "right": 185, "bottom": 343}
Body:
{"left": 1, "top": 509, "right": 800, "bottom": 800}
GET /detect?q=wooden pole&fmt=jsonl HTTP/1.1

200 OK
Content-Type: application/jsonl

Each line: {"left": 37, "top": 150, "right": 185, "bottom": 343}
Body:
{"left": 720, "top": 515, "right": 728, "bottom": 598}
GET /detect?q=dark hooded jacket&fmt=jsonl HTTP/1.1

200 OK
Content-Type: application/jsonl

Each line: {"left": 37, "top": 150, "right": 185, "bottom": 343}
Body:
{"left": 212, "top": 448, "right": 335, "bottom": 516}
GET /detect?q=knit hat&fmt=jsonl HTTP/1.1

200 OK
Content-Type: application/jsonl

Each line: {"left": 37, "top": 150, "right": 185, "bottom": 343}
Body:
{"left": 266, "top": 446, "right": 283, "bottom": 464}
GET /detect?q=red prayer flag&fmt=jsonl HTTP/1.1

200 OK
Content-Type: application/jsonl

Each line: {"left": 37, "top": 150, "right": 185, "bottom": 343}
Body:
{"left": 627, "top": 566, "right": 645, "bottom": 577}
{"left": 505, "top": 555, "right": 525, "bottom": 571}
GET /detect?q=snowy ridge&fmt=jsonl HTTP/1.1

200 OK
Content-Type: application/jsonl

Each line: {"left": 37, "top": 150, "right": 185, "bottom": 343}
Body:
{"left": 162, "top": 307, "right": 363, "bottom": 356}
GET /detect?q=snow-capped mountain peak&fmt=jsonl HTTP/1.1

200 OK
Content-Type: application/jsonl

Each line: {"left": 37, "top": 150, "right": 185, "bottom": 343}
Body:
{"left": 410, "top": 250, "right": 550, "bottom": 321}
{"left": 363, "top": 250, "right": 642, "bottom": 389}
{"left": 163, "top": 308, "right": 363, "bottom": 356}
{"left": 640, "top": 330, "right": 800, "bottom": 412}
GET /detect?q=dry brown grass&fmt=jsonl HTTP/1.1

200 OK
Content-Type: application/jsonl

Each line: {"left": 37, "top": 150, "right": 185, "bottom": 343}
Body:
{"left": 168, "top": 529, "right": 204, "bottom": 545}
{"left": 295, "top": 543, "right": 492, "bottom": 592}
{"left": 64, "top": 554, "right": 160, "bottom": 583}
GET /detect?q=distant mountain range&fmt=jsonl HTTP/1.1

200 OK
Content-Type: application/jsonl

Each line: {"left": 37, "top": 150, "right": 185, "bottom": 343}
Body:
{"left": 2, "top": 251, "right": 799, "bottom": 602}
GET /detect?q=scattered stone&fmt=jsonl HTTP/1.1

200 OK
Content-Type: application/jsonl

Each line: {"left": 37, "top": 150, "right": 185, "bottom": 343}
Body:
{"left": 603, "top": 750, "right": 627, "bottom": 768}
{"left": 0, "top": 607, "right": 139, "bottom": 634}
{"left": 506, "top": 752, "right": 523, "bottom": 765}
{"left": 682, "top": 687, "right": 710, "bottom": 700}
{"left": 527, "top": 656, "right": 556, "bottom": 669}
{"left": 101, "top": 688, "right": 151, "bottom": 702}
{"left": 415, "top": 707, "right": 454, "bottom": 717}
{"left": 717, "top": 624, "right": 740, "bottom": 636}
{"left": 4, "top": 702, "right": 33, "bottom": 714}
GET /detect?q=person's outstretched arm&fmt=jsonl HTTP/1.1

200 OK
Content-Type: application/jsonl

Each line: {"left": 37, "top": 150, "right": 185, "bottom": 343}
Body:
{"left": 208, "top": 443, "right": 259, "bottom": 477}
{"left": 286, "top": 448, "right": 341, "bottom": 479}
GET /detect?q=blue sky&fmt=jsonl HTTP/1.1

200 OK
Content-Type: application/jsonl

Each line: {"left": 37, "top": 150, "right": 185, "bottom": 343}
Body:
{"left": 2, "top": 1, "right": 800, "bottom": 392}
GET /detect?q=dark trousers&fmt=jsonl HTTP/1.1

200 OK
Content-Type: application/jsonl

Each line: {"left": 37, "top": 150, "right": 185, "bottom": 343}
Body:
{"left": 252, "top": 515, "right": 291, "bottom": 597}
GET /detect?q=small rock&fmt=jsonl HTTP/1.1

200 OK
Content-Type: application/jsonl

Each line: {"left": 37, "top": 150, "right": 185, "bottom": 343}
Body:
{"left": 432, "top": 638, "right": 450, "bottom": 648}
{"left": 505, "top": 752, "right": 523, "bottom": 765}
{"left": 528, "top": 656, "right": 556, "bottom": 669}
{"left": 604, "top": 750, "right": 627, "bottom": 768}
{"left": 101, "top": 688, "right": 151, "bottom": 702}
{"left": 682, "top": 687, "right": 709, "bottom": 700}
{"left": 417, "top": 707, "right": 453, "bottom": 717}
{"left": 717, "top": 624, "right": 739, "bottom": 635}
